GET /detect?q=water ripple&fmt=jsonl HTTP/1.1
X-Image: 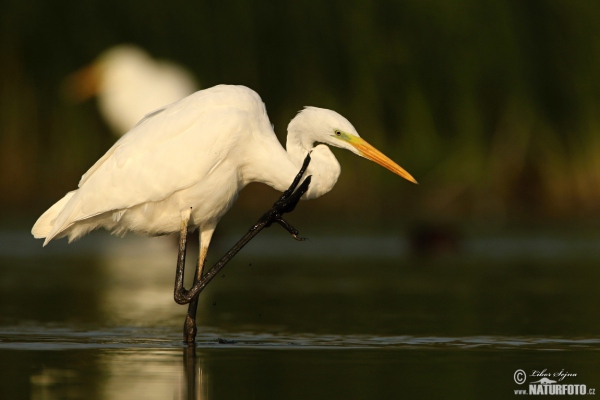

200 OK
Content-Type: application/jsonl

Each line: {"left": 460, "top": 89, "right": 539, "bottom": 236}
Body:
{"left": 0, "top": 324, "right": 599, "bottom": 351}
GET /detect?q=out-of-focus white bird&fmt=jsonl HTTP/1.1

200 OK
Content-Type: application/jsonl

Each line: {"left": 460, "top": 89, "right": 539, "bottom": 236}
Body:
{"left": 33, "top": 84, "right": 416, "bottom": 271}
{"left": 67, "top": 44, "right": 198, "bottom": 135}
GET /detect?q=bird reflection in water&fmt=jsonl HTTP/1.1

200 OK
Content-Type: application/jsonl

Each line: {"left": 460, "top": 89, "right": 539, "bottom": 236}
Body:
{"left": 182, "top": 345, "right": 206, "bottom": 400}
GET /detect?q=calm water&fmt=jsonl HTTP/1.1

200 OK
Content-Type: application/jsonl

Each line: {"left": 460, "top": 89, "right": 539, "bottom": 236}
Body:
{"left": 1, "top": 231, "right": 599, "bottom": 399}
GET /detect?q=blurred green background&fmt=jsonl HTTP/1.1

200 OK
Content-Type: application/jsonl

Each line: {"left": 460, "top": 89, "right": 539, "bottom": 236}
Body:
{"left": 1, "top": 0, "right": 599, "bottom": 231}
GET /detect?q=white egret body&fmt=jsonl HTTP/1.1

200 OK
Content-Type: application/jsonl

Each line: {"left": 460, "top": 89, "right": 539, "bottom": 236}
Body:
{"left": 33, "top": 85, "right": 416, "bottom": 266}
{"left": 69, "top": 45, "right": 198, "bottom": 135}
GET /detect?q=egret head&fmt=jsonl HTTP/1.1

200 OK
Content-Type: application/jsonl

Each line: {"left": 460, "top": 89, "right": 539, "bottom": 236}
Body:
{"left": 65, "top": 45, "right": 150, "bottom": 101}
{"left": 289, "top": 107, "right": 417, "bottom": 184}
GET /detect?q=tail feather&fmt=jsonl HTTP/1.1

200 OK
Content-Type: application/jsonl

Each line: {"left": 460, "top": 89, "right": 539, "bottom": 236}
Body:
{"left": 31, "top": 191, "right": 76, "bottom": 246}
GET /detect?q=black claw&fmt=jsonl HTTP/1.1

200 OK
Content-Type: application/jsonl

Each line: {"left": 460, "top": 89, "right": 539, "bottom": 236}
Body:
{"left": 257, "top": 154, "right": 312, "bottom": 233}
{"left": 274, "top": 216, "right": 307, "bottom": 241}
{"left": 284, "top": 175, "right": 311, "bottom": 213}
{"left": 263, "top": 155, "right": 312, "bottom": 240}
{"left": 292, "top": 234, "right": 307, "bottom": 241}
{"left": 280, "top": 153, "right": 311, "bottom": 200}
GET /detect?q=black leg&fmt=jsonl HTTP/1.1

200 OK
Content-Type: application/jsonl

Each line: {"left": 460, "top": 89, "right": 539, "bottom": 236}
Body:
{"left": 183, "top": 256, "right": 205, "bottom": 343}
{"left": 174, "top": 153, "right": 312, "bottom": 342}
{"left": 174, "top": 213, "right": 191, "bottom": 308}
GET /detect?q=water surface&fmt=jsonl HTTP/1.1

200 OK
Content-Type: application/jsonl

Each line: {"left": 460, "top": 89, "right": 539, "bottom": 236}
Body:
{"left": 1, "top": 232, "right": 599, "bottom": 399}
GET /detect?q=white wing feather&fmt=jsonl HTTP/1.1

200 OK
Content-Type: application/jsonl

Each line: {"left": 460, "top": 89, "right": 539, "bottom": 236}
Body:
{"left": 45, "top": 85, "right": 265, "bottom": 243}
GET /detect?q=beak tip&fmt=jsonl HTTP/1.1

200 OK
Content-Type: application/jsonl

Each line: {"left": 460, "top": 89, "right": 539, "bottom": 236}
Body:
{"left": 354, "top": 139, "right": 418, "bottom": 185}
{"left": 404, "top": 175, "right": 418, "bottom": 185}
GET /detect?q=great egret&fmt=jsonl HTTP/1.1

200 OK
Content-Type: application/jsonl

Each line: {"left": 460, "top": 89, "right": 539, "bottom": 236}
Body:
{"left": 32, "top": 84, "right": 416, "bottom": 342}
{"left": 67, "top": 44, "right": 198, "bottom": 135}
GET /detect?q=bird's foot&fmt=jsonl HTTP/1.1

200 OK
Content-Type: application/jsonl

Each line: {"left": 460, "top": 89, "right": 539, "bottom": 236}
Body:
{"left": 255, "top": 153, "right": 312, "bottom": 239}
{"left": 274, "top": 217, "right": 307, "bottom": 241}
{"left": 279, "top": 152, "right": 312, "bottom": 204}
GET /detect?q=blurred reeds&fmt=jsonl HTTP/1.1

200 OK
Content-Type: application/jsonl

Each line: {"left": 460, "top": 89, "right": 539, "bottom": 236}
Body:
{"left": 1, "top": 0, "right": 599, "bottom": 226}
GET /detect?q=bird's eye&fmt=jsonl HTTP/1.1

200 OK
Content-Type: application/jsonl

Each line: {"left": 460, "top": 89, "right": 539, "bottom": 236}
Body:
{"left": 335, "top": 130, "right": 341, "bottom": 136}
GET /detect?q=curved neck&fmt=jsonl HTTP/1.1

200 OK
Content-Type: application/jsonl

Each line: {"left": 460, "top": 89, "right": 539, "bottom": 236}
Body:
{"left": 285, "top": 128, "right": 341, "bottom": 200}
{"left": 285, "top": 126, "right": 315, "bottom": 167}
{"left": 242, "top": 125, "right": 340, "bottom": 201}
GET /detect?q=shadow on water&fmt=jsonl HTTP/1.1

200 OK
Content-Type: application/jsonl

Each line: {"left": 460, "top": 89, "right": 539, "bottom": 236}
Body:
{"left": 1, "top": 231, "right": 600, "bottom": 398}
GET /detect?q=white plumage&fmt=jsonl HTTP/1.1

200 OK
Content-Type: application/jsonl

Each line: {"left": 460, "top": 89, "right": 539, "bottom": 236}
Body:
{"left": 69, "top": 44, "right": 198, "bottom": 135}
{"left": 33, "top": 84, "right": 416, "bottom": 263}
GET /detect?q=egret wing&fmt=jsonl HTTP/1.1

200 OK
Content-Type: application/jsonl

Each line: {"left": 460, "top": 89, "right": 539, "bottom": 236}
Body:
{"left": 47, "top": 86, "right": 260, "bottom": 241}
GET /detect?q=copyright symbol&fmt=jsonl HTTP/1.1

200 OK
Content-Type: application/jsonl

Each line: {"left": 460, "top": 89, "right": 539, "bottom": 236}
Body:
{"left": 514, "top": 369, "right": 527, "bottom": 385}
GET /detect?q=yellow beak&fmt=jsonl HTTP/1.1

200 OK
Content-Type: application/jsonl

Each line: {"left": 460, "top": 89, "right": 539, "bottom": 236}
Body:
{"left": 350, "top": 137, "right": 418, "bottom": 184}
{"left": 64, "top": 64, "right": 102, "bottom": 102}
